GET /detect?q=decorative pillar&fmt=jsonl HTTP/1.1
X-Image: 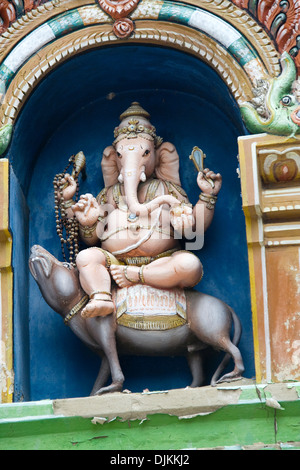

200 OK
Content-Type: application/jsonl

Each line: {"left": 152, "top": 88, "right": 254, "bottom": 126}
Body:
{"left": 239, "top": 134, "right": 300, "bottom": 383}
{"left": 0, "top": 159, "right": 13, "bottom": 403}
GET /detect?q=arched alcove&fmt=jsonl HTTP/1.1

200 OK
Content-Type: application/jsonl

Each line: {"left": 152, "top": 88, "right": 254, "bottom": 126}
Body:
{"left": 7, "top": 43, "right": 255, "bottom": 401}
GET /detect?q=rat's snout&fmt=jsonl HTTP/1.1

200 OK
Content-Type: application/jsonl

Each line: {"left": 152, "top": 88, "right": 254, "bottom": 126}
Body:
{"left": 29, "top": 245, "right": 52, "bottom": 280}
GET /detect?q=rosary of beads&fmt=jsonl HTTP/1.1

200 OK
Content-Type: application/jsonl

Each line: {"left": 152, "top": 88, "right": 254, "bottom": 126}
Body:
{"left": 53, "top": 156, "right": 80, "bottom": 266}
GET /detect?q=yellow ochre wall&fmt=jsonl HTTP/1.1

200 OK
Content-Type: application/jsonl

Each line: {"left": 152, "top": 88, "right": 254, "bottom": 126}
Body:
{"left": 239, "top": 134, "right": 300, "bottom": 384}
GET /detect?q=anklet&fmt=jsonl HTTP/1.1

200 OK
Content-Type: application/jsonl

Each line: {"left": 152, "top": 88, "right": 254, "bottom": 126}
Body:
{"left": 124, "top": 266, "right": 138, "bottom": 283}
{"left": 90, "top": 290, "right": 112, "bottom": 299}
{"left": 139, "top": 265, "right": 146, "bottom": 284}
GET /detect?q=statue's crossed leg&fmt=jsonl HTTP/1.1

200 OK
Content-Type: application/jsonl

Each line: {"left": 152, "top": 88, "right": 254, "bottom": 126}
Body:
{"left": 76, "top": 247, "right": 203, "bottom": 318}
{"left": 110, "top": 251, "right": 203, "bottom": 289}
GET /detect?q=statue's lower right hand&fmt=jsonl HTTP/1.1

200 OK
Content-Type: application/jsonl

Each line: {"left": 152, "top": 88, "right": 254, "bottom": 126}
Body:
{"left": 72, "top": 193, "right": 101, "bottom": 227}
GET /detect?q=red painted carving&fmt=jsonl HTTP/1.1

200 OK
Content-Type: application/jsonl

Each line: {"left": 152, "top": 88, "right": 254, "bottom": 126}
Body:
{"left": 24, "top": 0, "right": 36, "bottom": 12}
{"left": 97, "top": 0, "right": 140, "bottom": 38}
{"left": 230, "top": 0, "right": 300, "bottom": 76}
{"left": 276, "top": 1, "right": 300, "bottom": 51}
{"left": 0, "top": 0, "right": 16, "bottom": 34}
{"left": 98, "top": 0, "right": 140, "bottom": 19}
{"left": 0, "top": 0, "right": 47, "bottom": 35}
{"left": 256, "top": 0, "right": 275, "bottom": 24}
{"left": 231, "top": 0, "right": 248, "bottom": 7}
{"left": 0, "top": 0, "right": 299, "bottom": 75}
{"left": 0, "top": 0, "right": 140, "bottom": 38}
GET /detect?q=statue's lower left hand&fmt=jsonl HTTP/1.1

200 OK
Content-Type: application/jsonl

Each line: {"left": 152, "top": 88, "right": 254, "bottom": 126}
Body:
{"left": 72, "top": 193, "right": 101, "bottom": 227}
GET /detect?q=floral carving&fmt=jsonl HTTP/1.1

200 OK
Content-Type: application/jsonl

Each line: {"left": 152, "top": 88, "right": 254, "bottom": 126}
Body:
{"left": 113, "top": 17, "right": 134, "bottom": 38}
{"left": 97, "top": 0, "right": 140, "bottom": 38}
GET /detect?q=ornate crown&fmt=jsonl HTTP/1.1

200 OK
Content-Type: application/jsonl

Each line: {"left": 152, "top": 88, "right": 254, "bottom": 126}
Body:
{"left": 113, "top": 102, "right": 163, "bottom": 148}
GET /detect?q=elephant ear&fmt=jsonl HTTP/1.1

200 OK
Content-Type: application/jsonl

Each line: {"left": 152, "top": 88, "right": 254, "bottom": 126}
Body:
{"left": 101, "top": 145, "right": 119, "bottom": 187}
{"left": 155, "top": 142, "right": 181, "bottom": 186}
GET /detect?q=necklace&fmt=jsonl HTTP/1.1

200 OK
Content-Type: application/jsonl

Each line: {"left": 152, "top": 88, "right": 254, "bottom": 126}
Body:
{"left": 112, "top": 179, "right": 161, "bottom": 224}
{"left": 127, "top": 212, "right": 139, "bottom": 222}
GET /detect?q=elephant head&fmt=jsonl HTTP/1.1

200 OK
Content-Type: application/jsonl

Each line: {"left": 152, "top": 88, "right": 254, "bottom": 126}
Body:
{"left": 240, "top": 52, "right": 300, "bottom": 136}
{"left": 101, "top": 102, "right": 181, "bottom": 215}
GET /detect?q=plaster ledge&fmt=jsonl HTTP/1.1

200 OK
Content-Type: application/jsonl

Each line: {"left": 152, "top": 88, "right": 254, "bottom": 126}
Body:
{"left": 52, "top": 379, "right": 300, "bottom": 422}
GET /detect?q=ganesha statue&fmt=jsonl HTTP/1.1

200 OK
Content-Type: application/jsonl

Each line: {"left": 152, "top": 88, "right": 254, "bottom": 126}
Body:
{"left": 62, "top": 102, "right": 221, "bottom": 318}
{"left": 30, "top": 102, "right": 244, "bottom": 394}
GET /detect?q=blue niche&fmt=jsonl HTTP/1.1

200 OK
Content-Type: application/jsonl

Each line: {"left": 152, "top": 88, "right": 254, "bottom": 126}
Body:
{"left": 7, "top": 44, "right": 254, "bottom": 400}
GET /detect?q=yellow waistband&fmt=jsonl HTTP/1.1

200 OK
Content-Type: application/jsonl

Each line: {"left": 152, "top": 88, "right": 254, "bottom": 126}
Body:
{"left": 118, "top": 248, "right": 178, "bottom": 266}
{"left": 96, "top": 247, "right": 179, "bottom": 267}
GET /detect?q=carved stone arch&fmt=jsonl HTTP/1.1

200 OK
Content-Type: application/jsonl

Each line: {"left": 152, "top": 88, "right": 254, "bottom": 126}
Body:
{"left": 1, "top": 21, "right": 253, "bottom": 127}
{"left": 0, "top": 0, "right": 281, "bottom": 75}
{"left": 0, "top": 0, "right": 284, "bottom": 151}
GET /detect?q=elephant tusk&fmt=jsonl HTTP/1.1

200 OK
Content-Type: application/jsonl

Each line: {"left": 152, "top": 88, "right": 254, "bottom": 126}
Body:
{"left": 118, "top": 173, "right": 124, "bottom": 183}
{"left": 140, "top": 171, "right": 146, "bottom": 182}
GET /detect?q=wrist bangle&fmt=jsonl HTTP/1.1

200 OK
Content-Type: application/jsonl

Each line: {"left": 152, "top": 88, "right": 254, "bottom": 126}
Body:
{"left": 199, "top": 192, "right": 217, "bottom": 210}
{"left": 60, "top": 199, "right": 75, "bottom": 209}
{"left": 79, "top": 221, "right": 97, "bottom": 238}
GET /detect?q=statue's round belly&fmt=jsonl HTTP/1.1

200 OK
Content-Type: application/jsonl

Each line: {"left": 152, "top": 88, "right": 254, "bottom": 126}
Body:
{"left": 101, "top": 208, "right": 178, "bottom": 257}
{"left": 102, "top": 235, "right": 179, "bottom": 258}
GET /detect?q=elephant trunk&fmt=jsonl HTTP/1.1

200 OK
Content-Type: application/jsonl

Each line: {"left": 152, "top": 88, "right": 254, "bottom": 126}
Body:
{"left": 122, "top": 166, "right": 180, "bottom": 216}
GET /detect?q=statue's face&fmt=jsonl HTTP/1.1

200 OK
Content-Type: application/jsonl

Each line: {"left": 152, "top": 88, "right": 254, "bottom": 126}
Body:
{"left": 115, "top": 136, "right": 156, "bottom": 180}
{"left": 113, "top": 136, "right": 156, "bottom": 215}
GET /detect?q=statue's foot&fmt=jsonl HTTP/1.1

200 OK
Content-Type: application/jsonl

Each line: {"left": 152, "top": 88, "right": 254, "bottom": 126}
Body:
{"left": 110, "top": 264, "right": 140, "bottom": 287}
{"left": 81, "top": 297, "right": 114, "bottom": 318}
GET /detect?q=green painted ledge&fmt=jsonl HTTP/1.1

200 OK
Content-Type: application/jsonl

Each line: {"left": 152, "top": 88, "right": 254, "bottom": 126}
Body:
{"left": 0, "top": 380, "right": 300, "bottom": 450}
